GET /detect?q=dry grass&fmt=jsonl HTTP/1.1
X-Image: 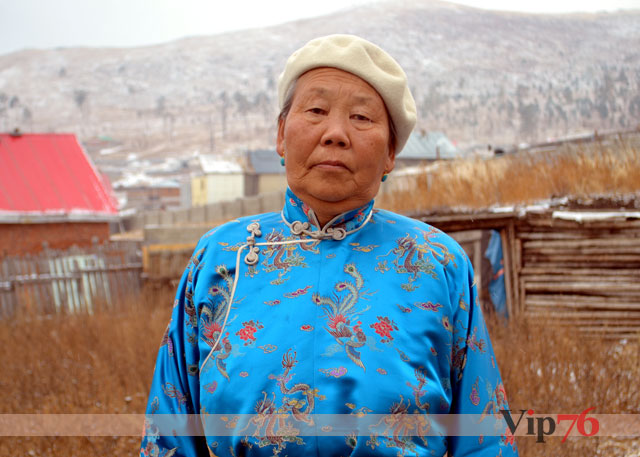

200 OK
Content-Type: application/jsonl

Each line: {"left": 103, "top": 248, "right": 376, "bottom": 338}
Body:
{"left": 1, "top": 290, "right": 638, "bottom": 456}
{"left": 0, "top": 288, "right": 173, "bottom": 457}
{"left": 487, "top": 314, "right": 640, "bottom": 456}
{"left": 378, "top": 135, "right": 640, "bottom": 212}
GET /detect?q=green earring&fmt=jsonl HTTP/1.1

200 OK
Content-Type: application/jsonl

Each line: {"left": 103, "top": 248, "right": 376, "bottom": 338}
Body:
{"left": 381, "top": 174, "right": 388, "bottom": 182}
{"left": 280, "top": 157, "right": 285, "bottom": 166}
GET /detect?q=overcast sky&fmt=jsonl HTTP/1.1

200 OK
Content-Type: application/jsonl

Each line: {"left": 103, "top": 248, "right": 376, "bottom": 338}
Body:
{"left": 1, "top": 0, "right": 639, "bottom": 55}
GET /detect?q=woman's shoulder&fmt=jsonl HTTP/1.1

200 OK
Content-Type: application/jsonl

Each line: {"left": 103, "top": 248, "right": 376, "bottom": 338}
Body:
{"left": 195, "top": 210, "right": 283, "bottom": 247}
{"left": 372, "top": 208, "right": 467, "bottom": 257}
{"left": 373, "top": 208, "right": 454, "bottom": 238}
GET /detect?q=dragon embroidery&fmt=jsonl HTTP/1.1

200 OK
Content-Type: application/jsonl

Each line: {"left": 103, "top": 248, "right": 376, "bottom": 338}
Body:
{"left": 376, "top": 228, "right": 456, "bottom": 291}
{"left": 239, "top": 349, "right": 324, "bottom": 453}
{"left": 368, "top": 368, "right": 432, "bottom": 454}
{"left": 261, "top": 229, "right": 317, "bottom": 284}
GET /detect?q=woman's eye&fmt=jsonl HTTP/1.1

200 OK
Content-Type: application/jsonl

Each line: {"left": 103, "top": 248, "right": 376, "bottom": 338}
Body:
{"left": 352, "top": 114, "right": 371, "bottom": 122}
{"left": 308, "top": 107, "right": 325, "bottom": 115}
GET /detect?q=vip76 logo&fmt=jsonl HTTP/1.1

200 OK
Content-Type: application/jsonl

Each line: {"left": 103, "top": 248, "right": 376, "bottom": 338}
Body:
{"left": 500, "top": 408, "right": 599, "bottom": 443}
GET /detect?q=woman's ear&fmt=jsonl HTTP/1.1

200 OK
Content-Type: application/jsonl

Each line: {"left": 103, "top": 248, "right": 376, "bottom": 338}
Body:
{"left": 385, "top": 145, "right": 396, "bottom": 174}
{"left": 276, "top": 118, "right": 285, "bottom": 157}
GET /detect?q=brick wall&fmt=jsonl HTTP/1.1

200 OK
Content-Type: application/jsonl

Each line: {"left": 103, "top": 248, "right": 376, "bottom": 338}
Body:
{"left": 0, "top": 222, "right": 110, "bottom": 257}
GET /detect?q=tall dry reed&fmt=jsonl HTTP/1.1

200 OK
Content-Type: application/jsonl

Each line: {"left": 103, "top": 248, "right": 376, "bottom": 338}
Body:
{"left": 378, "top": 136, "right": 640, "bottom": 212}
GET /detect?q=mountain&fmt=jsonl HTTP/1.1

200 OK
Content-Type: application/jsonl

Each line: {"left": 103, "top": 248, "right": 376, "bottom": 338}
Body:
{"left": 0, "top": 0, "right": 638, "bottom": 176}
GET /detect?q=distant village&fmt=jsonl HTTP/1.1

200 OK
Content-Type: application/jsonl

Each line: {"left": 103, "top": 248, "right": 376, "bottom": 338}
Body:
{"left": 0, "top": 128, "right": 461, "bottom": 256}
{"left": 97, "top": 130, "right": 461, "bottom": 214}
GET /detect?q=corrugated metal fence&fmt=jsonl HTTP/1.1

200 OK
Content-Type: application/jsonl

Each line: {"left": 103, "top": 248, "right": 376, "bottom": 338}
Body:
{"left": 0, "top": 242, "right": 142, "bottom": 317}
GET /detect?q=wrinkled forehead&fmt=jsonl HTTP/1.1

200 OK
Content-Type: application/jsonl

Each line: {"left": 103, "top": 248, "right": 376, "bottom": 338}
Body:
{"left": 293, "top": 67, "right": 387, "bottom": 108}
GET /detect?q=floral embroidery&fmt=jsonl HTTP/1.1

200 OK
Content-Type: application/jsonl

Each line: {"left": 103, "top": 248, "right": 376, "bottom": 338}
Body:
{"left": 397, "top": 304, "right": 412, "bottom": 313}
{"left": 395, "top": 348, "right": 410, "bottom": 362}
{"left": 258, "top": 344, "right": 277, "bottom": 353}
{"left": 204, "top": 381, "right": 217, "bottom": 394}
{"left": 370, "top": 316, "right": 398, "bottom": 343}
{"left": 319, "top": 366, "right": 347, "bottom": 378}
{"left": 375, "top": 260, "right": 390, "bottom": 273}
{"left": 351, "top": 243, "right": 379, "bottom": 252}
{"left": 160, "top": 323, "right": 175, "bottom": 357}
{"left": 470, "top": 377, "right": 481, "bottom": 405}
{"left": 300, "top": 324, "right": 314, "bottom": 331}
{"left": 377, "top": 368, "right": 387, "bottom": 375}
{"left": 285, "top": 285, "right": 312, "bottom": 298}
{"left": 451, "top": 338, "right": 467, "bottom": 381}
{"left": 236, "top": 320, "right": 263, "bottom": 345}
{"left": 442, "top": 316, "right": 453, "bottom": 332}
{"left": 239, "top": 371, "right": 249, "bottom": 378}
{"left": 458, "top": 292, "right": 469, "bottom": 311}
{"left": 346, "top": 403, "right": 372, "bottom": 417}
{"left": 161, "top": 383, "right": 188, "bottom": 412}
{"left": 414, "top": 301, "right": 443, "bottom": 312}
{"left": 467, "top": 326, "right": 487, "bottom": 353}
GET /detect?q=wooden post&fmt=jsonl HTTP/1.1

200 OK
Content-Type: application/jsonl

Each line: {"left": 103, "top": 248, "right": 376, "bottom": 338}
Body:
{"left": 500, "top": 226, "right": 514, "bottom": 318}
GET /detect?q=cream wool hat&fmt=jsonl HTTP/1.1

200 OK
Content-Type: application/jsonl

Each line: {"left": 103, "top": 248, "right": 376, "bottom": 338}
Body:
{"left": 278, "top": 34, "right": 417, "bottom": 154}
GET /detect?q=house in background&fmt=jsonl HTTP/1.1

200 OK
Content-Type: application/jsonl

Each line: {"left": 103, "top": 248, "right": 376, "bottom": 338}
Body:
{"left": 114, "top": 174, "right": 181, "bottom": 212}
{"left": 395, "top": 131, "right": 461, "bottom": 168}
{"left": 0, "top": 132, "right": 119, "bottom": 257}
{"left": 244, "top": 149, "right": 287, "bottom": 196}
{"left": 191, "top": 155, "right": 245, "bottom": 206}
{"left": 190, "top": 149, "right": 286, "bottom": 207}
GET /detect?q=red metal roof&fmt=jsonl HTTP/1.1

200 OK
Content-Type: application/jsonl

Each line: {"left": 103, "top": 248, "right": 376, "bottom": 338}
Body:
{"left": 0, "top": 133, "right": 118, "bottom": 218}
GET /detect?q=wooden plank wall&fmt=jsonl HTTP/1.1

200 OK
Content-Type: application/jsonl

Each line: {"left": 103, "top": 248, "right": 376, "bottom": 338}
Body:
{"left": 424, "top": 209, "right": 640, "bottom": 338}
{"left": 142, "top": 243, "right": 196, "bottom": 286}
{"left": 0, "top": 242, "right": 143, "bottom": 317}
{"left": 513, "top": 215, "right": 640, "bottom": 339}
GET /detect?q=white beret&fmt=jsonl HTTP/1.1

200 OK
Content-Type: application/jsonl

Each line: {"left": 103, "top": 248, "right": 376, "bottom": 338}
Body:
{"left": 278, "top": 34, "right": 417, "bottom": 154}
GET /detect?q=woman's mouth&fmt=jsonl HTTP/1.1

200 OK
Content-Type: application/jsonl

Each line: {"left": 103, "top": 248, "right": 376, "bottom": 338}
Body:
{"left": 314, "top": 160, "right": 348, "bottom": 171}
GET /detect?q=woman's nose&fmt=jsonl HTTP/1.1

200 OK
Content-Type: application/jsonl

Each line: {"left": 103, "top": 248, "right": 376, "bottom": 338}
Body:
{"left": 320, "top": 116, "right": 350, "bottom": 148}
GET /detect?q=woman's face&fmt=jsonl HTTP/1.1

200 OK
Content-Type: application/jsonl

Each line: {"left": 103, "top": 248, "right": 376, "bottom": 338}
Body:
{"left": 277, "top": 67, "right": 395, "bottom": 224}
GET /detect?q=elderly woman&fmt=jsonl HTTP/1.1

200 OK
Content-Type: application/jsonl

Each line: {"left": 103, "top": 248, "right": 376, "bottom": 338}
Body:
{"left": 141, "top": 35, "right": 518, "bottom": 457}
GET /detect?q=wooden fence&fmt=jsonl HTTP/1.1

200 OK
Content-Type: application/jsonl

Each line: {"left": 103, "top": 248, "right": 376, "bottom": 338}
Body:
{"left": 513, "top": 212, "right": 640, "bottom": 339}
{"left": 422, "top": 206, "right": 640, "bottom": 339}
{"left": 0, "top": 242, "right": 143, "bottom": 317}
